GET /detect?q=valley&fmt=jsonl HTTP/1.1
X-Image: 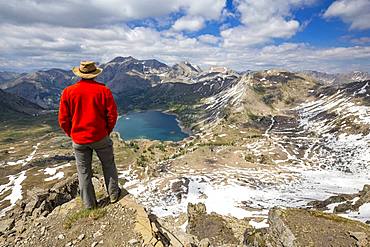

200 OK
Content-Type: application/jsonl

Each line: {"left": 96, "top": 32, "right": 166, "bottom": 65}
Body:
{"left": 119, "top": 75, "right": 370, "bottom": 226}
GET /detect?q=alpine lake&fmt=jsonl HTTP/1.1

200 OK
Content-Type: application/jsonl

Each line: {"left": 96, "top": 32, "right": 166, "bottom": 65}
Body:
{"left": 114, "top": 110, "right": 189, "bottom": 142}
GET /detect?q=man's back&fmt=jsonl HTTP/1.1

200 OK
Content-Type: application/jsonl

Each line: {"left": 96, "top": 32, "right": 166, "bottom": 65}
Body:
{"left": 58, "top": 79, "right": 118, "bottom": 144}
{"left": 59, "top": 61, "right": 121, "bottom": 209}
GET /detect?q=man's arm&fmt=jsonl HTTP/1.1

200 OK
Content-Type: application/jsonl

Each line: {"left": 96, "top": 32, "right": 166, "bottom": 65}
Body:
{"left": 58, "top": 89, "right": 72, "bottom": 137}
{"left": 105, "top": 88, "right": 118, "bottom": 134}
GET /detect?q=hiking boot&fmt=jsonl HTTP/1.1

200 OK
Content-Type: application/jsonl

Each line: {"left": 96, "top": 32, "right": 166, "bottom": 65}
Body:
{"left": 110, "top": 188, "right": 121, "bottom": 203}
{"left": 86, "top": 200, "right": 98, "bottom": 210}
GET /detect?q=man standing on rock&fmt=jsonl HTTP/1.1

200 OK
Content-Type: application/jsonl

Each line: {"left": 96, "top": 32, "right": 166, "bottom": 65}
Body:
{"left": 58, "top": 61, "right": 121, "bottom": 209}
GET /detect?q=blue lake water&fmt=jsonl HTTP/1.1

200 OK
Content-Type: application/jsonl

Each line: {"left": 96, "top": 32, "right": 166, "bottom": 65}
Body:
{"left": 114, "top": 110, "right": 189, "bottom": 141}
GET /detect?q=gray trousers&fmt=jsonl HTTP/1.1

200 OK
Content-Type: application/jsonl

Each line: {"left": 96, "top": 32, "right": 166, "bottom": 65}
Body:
{"left": 73, "top": 136, "right": 120, "bottom": 209}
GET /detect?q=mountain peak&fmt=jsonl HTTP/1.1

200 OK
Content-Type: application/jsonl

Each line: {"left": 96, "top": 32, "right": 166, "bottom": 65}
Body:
{"left": 175, "top": 61, "right": 202, "bottom": 73}
{"left": 109, "top": 56, "right": 136, "bottom": 63}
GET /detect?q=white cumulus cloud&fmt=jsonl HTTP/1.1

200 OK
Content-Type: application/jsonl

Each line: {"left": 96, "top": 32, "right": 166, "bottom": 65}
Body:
{"left": 221, "top": 0, "right": 316, "bottom": 47}
{"left": 172, "top": 16, "right": 205, "bottom": 32}
{"left": 0, "top": 23, "right": 369, "bottom": 73}
{"left": 0, "top": 0, "right": 226, "bottom": 28}
{"left": 324, "top": 0, "right": 370, "bottom": 30}
{"left": 198, "top": 34, "right": 221, "bottom": 44}
{"left": 181, "top": 0, "right": 226, "bottom": 20}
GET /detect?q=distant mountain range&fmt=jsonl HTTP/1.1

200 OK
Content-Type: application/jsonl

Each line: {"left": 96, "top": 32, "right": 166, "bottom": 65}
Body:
{"left": 0, "top": 56, "right": 239, "bottom": 111}
{"left": 0, "top": 56, "right": 369, "bottom": 115}
{"left": 0, "top": 69, "right": 74, "bottom": 109}
{"left": 300, "top": 70, "right": 370, "bottom": 84}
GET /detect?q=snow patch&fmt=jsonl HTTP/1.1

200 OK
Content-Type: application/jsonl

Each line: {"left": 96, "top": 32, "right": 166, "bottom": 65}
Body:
{"left": 6, "top": 143, "right": 40, "bottom": 166}
{"left": 0, "top": 170, "right": 27, "bottom": 216}
{"left": 44, "top": 171, "right": 64, "bottom": 181}
{"left": 249, "top": 219, "right": 269, "bottom": 229}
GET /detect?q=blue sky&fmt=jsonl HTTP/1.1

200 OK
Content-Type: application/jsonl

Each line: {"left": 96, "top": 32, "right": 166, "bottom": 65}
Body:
{"left": 0, "top": 0, "right": 369, "bottom": 72}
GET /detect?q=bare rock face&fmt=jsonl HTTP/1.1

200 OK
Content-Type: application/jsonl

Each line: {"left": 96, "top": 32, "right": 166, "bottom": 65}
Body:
{"left": 171, "top": 177, "right": 190, "bottom": 202}
{"left": 307, "top": 194, "right": 356, "bottom": 210}
{"left": 265, "top": 209, "right": 296, "bottom": 247}
{"left": 245, "top": 208, "right": 370, "bottom": 247}
{"left": 244, "top": 228, "right": 268, "bottom": 247}
{"left": 26, "top": 173, "right": 79, "bottom": 218}
{"left": 186, "top": 203, "right": 251, "bottom": 246}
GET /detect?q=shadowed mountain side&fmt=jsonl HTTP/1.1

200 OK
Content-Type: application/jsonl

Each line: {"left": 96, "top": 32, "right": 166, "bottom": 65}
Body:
{"left": 0, "top": 89, "right": 43, "bottom": 120}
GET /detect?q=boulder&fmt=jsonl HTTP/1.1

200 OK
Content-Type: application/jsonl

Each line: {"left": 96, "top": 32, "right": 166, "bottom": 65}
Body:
{"left": 186, "top": 203, "right": 245, "bottom": 246}
{"left": 334, "top": 201, "right": 353, "bottom": 213}
{"left": 244, "top": 228, "right": 267, "bottom": 247}
{"left": 0, "top": 219, "right": 15, "bottom": 235}
{"left": 199, "top": 238, "right": 210, "bottom": 247}
{"left": 266, "top": 208, "right": 296, "bottom": 247}
{"left": 247, "top": 208, "right": 370, "bottom": 247}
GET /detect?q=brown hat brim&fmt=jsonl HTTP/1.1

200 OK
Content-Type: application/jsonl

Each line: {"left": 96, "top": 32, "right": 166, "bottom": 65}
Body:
{"left": 72, "top": 67, "right": 103, "bottom": 79}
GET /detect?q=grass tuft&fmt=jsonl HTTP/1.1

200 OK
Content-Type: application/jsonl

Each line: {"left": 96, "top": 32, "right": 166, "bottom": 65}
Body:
{"left": 63, "top": 207, "right": 107, "bottom": 229}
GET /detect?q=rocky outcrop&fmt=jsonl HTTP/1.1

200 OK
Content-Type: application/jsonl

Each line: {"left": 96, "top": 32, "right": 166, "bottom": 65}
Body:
{"left": 308, "top": 184, "right": 370, "bottom": 216}
{"left": 186, "top": 203, "right": 252, "bottom": 246}
{"left": 245, "top": 208, "right": 370, "bottom": 247}
{"left": 0, "top": 218, "right": 15, "bottom": 236}
{"left": 121, "top": 196, "right": 170, "bottom": 247}
{"left": 20, "top": 174, "right": 79, "bottom": 218}
{"left": 0, "top": 175, "right": 171, "bottom": 247}
{"left": 0, "top": 174, "right": 79, "bottom": 242}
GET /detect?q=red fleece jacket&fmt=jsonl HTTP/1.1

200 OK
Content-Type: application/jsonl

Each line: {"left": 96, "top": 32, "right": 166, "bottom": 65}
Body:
{"left": 58, "top": 79, "right": 118, "bottom": 144}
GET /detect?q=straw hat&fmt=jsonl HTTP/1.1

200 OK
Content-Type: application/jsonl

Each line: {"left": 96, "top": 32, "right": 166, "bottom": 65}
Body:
{"left": 72, "top": 61, "right": 102, "bottom": 79}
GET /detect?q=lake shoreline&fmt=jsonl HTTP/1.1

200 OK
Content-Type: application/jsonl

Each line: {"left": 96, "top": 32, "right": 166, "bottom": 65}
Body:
{"left": 162, "top": 110, "right": 193, "bottom": 136}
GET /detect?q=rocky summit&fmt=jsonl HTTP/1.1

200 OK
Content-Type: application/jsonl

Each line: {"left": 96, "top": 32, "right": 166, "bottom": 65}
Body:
{"left": 0, "top": 57, "right": 369, "bottom": 246}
